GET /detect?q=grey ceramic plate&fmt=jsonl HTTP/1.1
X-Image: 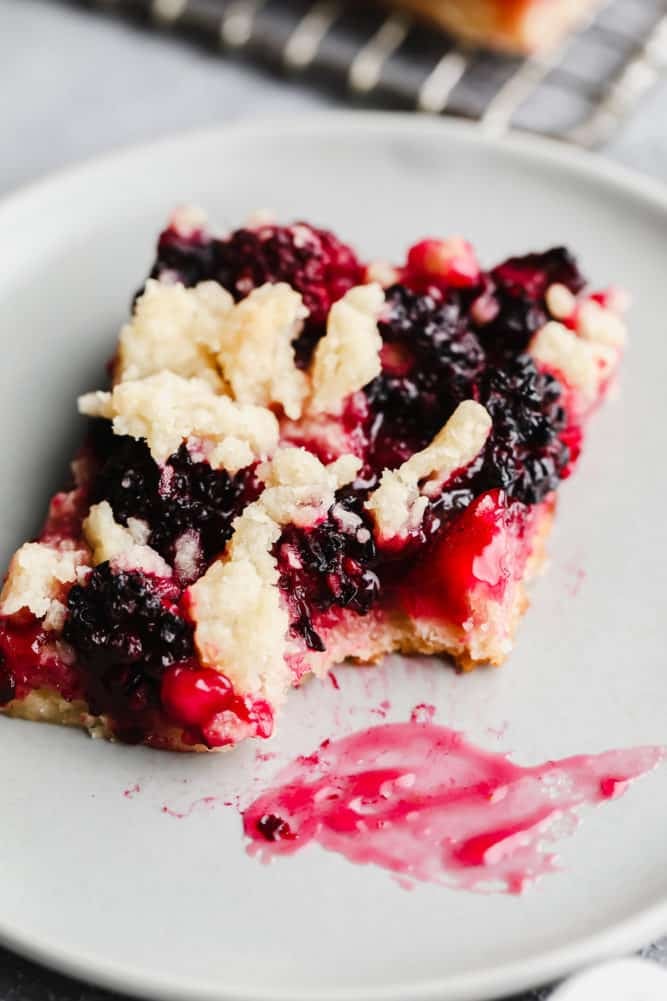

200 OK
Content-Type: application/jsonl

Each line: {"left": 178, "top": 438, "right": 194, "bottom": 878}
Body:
{"left": 0, "top": 114, "right": 666, "bottom": 1001}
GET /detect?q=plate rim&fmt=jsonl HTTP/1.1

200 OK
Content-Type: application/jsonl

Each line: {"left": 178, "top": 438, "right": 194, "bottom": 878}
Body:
{"left": 1, "top": 111, "right": 666, "bottom": 1001}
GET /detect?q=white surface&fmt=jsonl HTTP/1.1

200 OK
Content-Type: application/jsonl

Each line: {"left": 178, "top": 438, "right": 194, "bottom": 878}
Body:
{"left": 0, "top": 115, "right": 666, "bottom": 1001}
{"left": 551, "top": 959, "right": 667, "bottom": 1001}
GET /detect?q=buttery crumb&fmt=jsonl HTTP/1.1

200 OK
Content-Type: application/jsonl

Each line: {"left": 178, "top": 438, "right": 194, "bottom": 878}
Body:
{"left": 545, "top": 283, "right": 576, "bottom": 320}
{"left": 366, "top": 260, "right": 400, "bottom": 287}
{"left": 188, "top": 503, "right": 289, "bottom": 705}
{"left": 530, "top": 321, "right": 617, "bottom": 402}
{"left": 83, "top": 501, "right": 172, "bottom": 577}
{"left": 0, "top": 542, "right": 89, "bottom": 619}
{"left": 216, "top": 283, "right": 309, "bottom": 419}
{"left": 116, "top": 279, "right": 234, "bottom": 387}
{"left": 168, "top": 204, "right": 209, "bottom": 238}
{"left": 258, "top": 447, "right": 361, "bottom": 527}
{"left": 79, "top": 371, "right": 279, "bottom": 471}
{"left": 189, "top": 446, "right": 361, "bottom": 703}
{"left": 309, "top": 284, "right": 385, "bottom": 414}
{"left": 576, "top": 299, "right": 627, "bottom": 347}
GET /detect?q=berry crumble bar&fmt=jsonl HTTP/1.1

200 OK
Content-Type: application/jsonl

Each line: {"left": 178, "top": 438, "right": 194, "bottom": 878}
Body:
{"left": 381, "top": 0, "right": 600, "bottom": 53}
{"left": 0, "top": 209, "right": 627, "bottom": 751}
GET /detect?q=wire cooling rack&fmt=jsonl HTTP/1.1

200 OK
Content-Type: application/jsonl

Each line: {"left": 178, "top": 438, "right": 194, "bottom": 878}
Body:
{"left": 73, "top": 0, "right": 667, "bottom": 146}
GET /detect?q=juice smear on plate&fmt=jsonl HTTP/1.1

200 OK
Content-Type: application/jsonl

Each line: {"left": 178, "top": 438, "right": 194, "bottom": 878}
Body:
{"left": 244, "top": 719, "right": 664, "bottom": 893}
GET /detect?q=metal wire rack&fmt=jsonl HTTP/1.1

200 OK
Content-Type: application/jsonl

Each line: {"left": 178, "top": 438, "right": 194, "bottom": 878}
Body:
{"left": 75, "top": 0, "right": 667, "bottom": 145}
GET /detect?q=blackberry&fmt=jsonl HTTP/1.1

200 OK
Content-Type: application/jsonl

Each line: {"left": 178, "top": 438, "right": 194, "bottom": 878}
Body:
{"left": 92, "top": 431, "right": 159, "bottom": 525}
{"left": 275, "top": 489, "right": 380, "bottom": 651}
{"left": 64, "top": 564, "right": 193, "bottom": 734}
{"left": 256, "top": 814, "right": 295, "bottom": 842}
{"left": 150, "top": 222, "right": 363, "bottom": 366}
{"left": 477, "top": 286, "right": 547, "bottom": 360}
{"left": 150, "top": 227, "right": 216, "bottom": 287}
{"left": 421, "top": 482, "right": 479, "bottom": 542}
{"left": 492, "top": 247, "right": 585, "bottom": 301}
{"left": 478, "top": 355, "right": 570, "bottom": 505}
{"left": 364, "top": 285, "right": 485, "bottom": 470}
{"left": 92, "top": 433, "right": 255, "bottom": 566}
{"left": 212, "top": 224, "right": 362, "bottom": 321}
{"left": 150, "top": 446, "right": 256, "bottom": 564}
{"left": 479, "top": 248, "right": 586, "bottom": 360}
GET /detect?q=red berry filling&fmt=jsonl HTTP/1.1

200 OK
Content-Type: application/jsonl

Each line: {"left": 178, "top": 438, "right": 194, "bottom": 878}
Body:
{"left": 403, "top": 237, "right": 482, "bottom": 292}
{"left": 0, "top": 616, "right": 82, "bottom": 705}
{"left": 161, "top": 664, "right": 232, "bottom": 727}
{"left": 400, "top": 490, "right": 531, "bottom": 626}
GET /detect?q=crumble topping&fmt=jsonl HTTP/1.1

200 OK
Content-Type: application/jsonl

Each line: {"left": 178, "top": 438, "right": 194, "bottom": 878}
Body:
{"left": 172, "top": 530, "right": 204, "bottom": 586}
{"left": 79, "top": 371, "right": 279, "bottom": 471}
{"left": 545, "top": 283, "right": 576, "bottom": 321}
{"left": 168, "top": 204, "right": 209, "bottom": 239}
{"left": 309, "top": 284, "right": 385, "bottom": 414}
{"left": 0, "top": 542, "right": 89, "bottom": 619}
{"left": 530, "top": 321, "right": 617, "bottom": 403}
{"left": 116, "top": 279, "right": 233, "bottom": 387}
{"left": 188, "top": 447, "right": 361, "bottom": 703}
{"left": 366, "top": 260, "right": 400, "bottom": 287}
{"left": 188, "top": 503, "right": 289, "bottom": 705}
{"left": 243, "top": 209, "right": 276, "bottom": 229}
{"left": 43, "top": 600, "right": 68, "bottom": 633}
{"left": 215, "top": 283, "right": 309, "bottom": 419}
{"left": 576, "top": 299, "right": 627, "bottom": 347}
{"left": 83, "top": 501, "right": 172, "bottom": 577}
{"left": 258, "top": 447, "right": 361, "bottom": 527}
{"left": 365, "top": 401, "right": 492, "bottom": 540}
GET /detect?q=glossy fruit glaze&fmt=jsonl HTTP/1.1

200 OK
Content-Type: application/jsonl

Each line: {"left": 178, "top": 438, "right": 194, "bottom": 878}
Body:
{"left": 245, "top": 719, "right": 664, "bottom": 892}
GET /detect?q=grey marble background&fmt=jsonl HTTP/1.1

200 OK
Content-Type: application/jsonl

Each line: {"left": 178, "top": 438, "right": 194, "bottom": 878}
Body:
{"left": 1, "top": 1, "right": 666, "bottom": 998}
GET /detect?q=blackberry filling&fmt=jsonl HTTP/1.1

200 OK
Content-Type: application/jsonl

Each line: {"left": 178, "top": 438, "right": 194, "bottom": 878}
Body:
{"left": 274, "top": 475, "right": 499, "bottom": 653}
{"left": 477, "top": 248, "right": 585, "bottom": 360}
{"left": 64, "top": 564, "right": 193, "bottom": 740}
{"left": 90, "top": 421, "right": 159, "bottom": 522}
{"left": 275, "top": 489, "right": 380, "bottom": 651}
{"left": 149, "top": 225, "right": 216, "bottom": 287}
{"left": 477, "top": 355, "right": 570, "bottom": 505}
{"left": 91, "top": 427, "right": 257, "bottom": 567}
{"left": 150, "top": 222, "right": 364, "bottom": 366}
{"left": 361, "top": 275, "right": 573, "bottom": 503}
{"left": 364, "top": 285, "right": 485, "bottom": 472}
{"left": 492, "top": 247, "right": 585, "bottom": 301}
